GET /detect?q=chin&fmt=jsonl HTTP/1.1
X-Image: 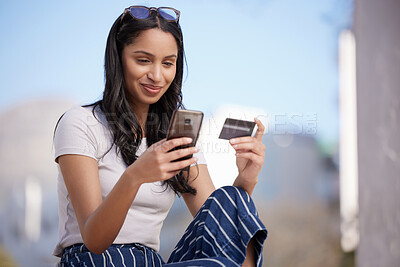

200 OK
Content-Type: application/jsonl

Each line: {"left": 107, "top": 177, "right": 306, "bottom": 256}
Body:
{"left": 143, "top": 95, "right": 163, "bottom": 105}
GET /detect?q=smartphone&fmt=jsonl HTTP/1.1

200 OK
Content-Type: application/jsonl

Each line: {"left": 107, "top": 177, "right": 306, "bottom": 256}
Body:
{"left": 166, "top": 109, "right": 204, "bottom": 162}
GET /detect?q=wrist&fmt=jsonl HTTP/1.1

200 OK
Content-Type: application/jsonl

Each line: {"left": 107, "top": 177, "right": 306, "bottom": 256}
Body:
{"left": 122, "top": 164, "right": 144, "bottom": 189}
{"left": 233, "top": 175, "right": 258, "bottom": 196}
{"left": 235, "top": 174, "right": 258, "bottom": 186}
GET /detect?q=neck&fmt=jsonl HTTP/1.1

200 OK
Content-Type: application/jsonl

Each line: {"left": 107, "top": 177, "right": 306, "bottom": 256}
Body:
{"left": 131, "top": 102, "right": 149, "bottom": 137}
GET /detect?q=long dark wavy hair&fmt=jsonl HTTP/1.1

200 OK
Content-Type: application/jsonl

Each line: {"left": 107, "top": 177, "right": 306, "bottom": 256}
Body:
{"left": 56, "top": 8, "right": 197, "bottom": 195}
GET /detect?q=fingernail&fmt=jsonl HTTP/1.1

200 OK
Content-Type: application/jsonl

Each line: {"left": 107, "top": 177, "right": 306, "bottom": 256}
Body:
{"left": 186, "top": 138, "right": 192, "bottom": 142}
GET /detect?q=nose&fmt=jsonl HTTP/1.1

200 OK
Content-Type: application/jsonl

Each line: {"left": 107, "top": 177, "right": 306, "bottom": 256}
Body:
{"left": 147, "top": 63, "right": 162, "bottom": 83}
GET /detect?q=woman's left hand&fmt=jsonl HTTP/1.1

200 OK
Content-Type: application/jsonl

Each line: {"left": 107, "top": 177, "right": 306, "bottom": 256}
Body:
{"left": 230, "top": 118, "right": 266, "bottom": 190}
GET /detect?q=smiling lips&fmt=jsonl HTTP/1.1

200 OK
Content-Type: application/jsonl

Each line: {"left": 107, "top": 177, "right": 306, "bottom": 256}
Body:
{"left": 141, "top": 83, "right": 163, "bottom": 95}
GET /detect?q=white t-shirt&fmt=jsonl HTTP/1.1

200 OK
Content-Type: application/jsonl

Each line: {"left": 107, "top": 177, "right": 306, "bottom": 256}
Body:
{"left": 53, "top": 105, "right": 206, "bottom": 257}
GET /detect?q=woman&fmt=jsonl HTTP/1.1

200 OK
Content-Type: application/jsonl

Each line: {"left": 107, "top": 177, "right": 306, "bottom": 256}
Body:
{"left": 54, "top": 5, "right": 267, "bottom": 267}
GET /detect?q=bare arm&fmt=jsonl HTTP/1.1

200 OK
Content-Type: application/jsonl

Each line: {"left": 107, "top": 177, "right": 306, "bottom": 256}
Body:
{"left": 231, "top": 118, "right": 266, "bottom": 196}
{"left": 58, "top": 137, "right": 198, "bottom": 254}
{"left": 59, "top": 154, "right": 143, "bottom": 254}
{"left": 182, "top": 164, "right": 215, "bottom": 217}
{"left": 182, "top": 118, "right": 265, "bottom": 214}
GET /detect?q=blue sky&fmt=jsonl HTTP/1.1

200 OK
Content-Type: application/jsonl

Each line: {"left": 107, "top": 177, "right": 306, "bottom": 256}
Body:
{"left": 0, "top": 0, "right": 352, "bottom": 148}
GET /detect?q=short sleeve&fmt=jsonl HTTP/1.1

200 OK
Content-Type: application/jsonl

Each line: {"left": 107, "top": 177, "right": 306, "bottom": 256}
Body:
{"left": 53, "top": 106, "right": 99, "bottom": 163}
{"left": 190, "top": 141, "right": 207, "bottom": 166}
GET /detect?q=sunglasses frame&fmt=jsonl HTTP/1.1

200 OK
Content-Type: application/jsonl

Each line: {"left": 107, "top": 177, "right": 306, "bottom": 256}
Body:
{"left": 121, "top": 6, "right": 180, "bottom": 23}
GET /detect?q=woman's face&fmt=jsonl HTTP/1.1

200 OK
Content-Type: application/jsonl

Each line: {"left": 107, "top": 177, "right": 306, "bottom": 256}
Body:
{"left": 121, "top": 28, "right": 178, "bottom": 109}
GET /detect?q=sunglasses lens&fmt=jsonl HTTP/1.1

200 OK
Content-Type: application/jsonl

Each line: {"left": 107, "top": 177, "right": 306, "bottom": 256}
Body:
{"left": 130, "top": 7, "right": 150, "bottom": 19}
{"left": 158, "top": 8, "right": 177, "bottom": 21}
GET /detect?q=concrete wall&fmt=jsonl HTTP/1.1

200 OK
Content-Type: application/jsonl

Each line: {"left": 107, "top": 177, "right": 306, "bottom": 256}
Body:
{"left": 354, "top": 0, "right": 400, "bottom": 266}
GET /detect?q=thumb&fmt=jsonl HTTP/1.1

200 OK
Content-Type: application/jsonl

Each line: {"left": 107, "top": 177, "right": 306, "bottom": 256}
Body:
{"left": 254, "top": 117, "right": 265, "bottom": 141}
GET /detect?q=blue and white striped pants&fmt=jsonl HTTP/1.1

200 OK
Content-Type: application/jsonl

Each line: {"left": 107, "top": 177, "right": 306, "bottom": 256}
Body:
{"left": 59, "top": 186, "right": 268, "bottom": 266}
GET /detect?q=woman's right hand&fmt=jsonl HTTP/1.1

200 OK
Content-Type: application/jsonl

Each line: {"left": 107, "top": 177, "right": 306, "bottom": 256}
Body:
{"left": 125, "top": 137, "right": 199, "bottom": 184}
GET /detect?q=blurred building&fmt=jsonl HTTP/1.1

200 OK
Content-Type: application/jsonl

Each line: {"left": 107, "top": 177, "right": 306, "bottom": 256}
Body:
{"left": 0, "top": 99, "right": 74, "bottom": 267}
{"left": 339, "top": 29, "right": 359, "bottom": 253}
{"left": 353, "top": 0, "right": 400, "bottom": 266}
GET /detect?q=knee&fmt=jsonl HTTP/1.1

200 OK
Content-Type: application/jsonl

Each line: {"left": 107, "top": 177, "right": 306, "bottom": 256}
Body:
{"left": 211, "top": 185, "right": 250, "bottom": 203}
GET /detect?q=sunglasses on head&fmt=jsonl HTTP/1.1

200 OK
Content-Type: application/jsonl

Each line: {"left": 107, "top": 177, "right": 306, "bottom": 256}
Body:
{"left": 121, "top": 6, "right": 180, "bottom": 23}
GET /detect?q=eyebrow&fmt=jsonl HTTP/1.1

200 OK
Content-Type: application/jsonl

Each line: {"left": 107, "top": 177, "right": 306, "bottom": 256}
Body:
{"left": 133, "top": 50, "right": 177, "bottom": 58}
